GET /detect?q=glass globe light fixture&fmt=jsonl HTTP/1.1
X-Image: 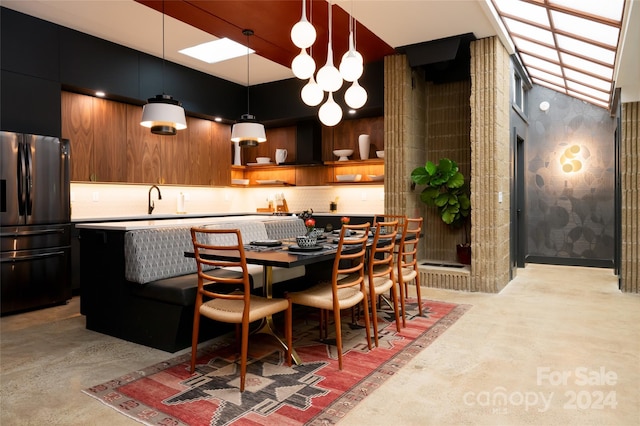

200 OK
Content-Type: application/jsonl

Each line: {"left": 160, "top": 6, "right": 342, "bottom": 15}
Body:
{"left": 301, "top": 76, "right": 324, "bottom": 106}
{"left": 339, "top": 33, "right": 363, "bottom": 82}
{"left": 344, "top": 80, "right": 367, "bottom": 109}
{"left": 316, "top": 1, "right": 343, "bottom": 92}
{"left": 318, "top": 92, "right": 342, "bottom": 127}
{"left": 290, "top": 0, "right": 316, "bottom": 48}
{"left": 291, "top": 48, "right": 316, "bottom": 80}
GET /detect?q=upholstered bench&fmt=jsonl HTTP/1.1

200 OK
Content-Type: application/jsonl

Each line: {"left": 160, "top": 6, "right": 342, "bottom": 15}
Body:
{"left": 115, "top": 217, "right": 308, "bottom": 352}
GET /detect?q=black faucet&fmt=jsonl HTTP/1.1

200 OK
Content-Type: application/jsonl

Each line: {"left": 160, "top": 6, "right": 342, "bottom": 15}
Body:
{"left": 148, "top": 185, "right": 162, "bottom": 214}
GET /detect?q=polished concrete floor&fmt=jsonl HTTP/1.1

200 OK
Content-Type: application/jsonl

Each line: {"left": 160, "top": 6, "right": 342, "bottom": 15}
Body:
{"left": 1, "top": 264, "right": 638, "bottom": 425}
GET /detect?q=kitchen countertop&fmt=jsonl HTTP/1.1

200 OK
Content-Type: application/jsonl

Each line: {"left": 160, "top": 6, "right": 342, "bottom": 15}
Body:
{"left": 74, "top": 214, "right": 298, "bottom": 231}
{"left": 71, "top": 212, "right": 265, "bottom": 223}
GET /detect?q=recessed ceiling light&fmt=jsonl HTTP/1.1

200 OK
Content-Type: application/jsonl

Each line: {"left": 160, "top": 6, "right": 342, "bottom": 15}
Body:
{"left": 214, "top": 117, "right": 222, "bottom": 122}
{"left": 179, "top": 38, "right": 254, "bottom": 64}
{"left": 95, "top": 91, "right": 105, "bottom": 97}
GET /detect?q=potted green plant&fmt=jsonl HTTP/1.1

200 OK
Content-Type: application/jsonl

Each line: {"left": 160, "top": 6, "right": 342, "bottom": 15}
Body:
{"left": 410, "top": 158, "right": 471, "bottom": 264}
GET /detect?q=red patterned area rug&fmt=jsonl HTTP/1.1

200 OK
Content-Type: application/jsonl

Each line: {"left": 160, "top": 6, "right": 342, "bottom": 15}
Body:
{"left": 83, "top": 299, "right": 470, "bottom": 425}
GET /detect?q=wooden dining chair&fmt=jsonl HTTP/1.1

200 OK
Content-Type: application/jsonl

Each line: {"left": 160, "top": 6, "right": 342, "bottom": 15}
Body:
{"left": 364, "top": 219, "right": 401, "bottom": 347}
{"left": 286, "top": 222, "right": 372, "bottom": 370}
{"left": 396, "top": 217, "right": 424, "bottom": 325}
{"left": 189, "top": 227, "right": 292, "bottom": 392}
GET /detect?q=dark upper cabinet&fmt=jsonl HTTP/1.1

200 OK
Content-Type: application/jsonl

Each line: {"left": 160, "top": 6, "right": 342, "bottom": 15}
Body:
{"left": 1, "top": 70, "right": 61, "bottom": 136}
{"left": 59, "top": 28, "right": 140, "bottom": 99}
{"left": 0, "top": 8, "right": 59, "bottom": 81}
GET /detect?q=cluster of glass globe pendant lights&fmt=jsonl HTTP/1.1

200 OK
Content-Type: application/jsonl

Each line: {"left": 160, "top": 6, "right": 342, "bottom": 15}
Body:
{"left": 290, "top": 0, "right": 367, "bottom": 126}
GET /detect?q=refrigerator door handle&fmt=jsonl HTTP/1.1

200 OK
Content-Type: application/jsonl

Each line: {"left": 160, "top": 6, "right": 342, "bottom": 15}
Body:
{"left": 17, "top": 141, "right": 27, "bottom": 216}
{"left": 25, "top": 141, "right": 33, "bottom": 216}
{"left": 0, "top": 250, "right": 66, "bottom": 263}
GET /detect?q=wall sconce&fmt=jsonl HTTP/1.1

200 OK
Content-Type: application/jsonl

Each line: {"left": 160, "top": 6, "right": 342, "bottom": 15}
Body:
{"left": 559, "top": 144, "right": 587, "bottom": 173}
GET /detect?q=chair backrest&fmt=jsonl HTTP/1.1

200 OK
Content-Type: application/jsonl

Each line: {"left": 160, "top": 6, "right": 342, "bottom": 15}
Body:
{"left": 333, "top": 222, "right": 371, "bottom": 291}
{"left": 190, "top": 227, "right": 251, "bottom": 303}
{"left": 368, "top": 220, "right": 399, "bottom": 280}
{"left": 398, "top": 217, "right": 423, "bottom": 272}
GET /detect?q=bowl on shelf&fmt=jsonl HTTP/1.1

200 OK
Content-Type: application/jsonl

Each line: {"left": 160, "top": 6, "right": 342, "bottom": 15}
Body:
{"left": 333, "top": 149, "right": 354, "bottom": 161}
{"left": 336, "top": 174, "right": 362, "bottom": 182}
{"left": 376, "top": 150, "right": 385, "bottom": 158}
{"left": 256, "top": 157, "right": 271, "bottom": 164}
{"left": 231, "top": 178, "right": 249, "bottom": 186}
{"left": 367, "top": 174, "right": 384, "bottom": 181}
{"left": 296, "top": 235, "right": 317, "bottom": 247}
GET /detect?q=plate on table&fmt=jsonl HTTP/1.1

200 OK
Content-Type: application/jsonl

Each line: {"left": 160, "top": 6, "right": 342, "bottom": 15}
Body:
{"left": 288, "top": 244, "right": 323, "bottom": 252}
{"left": 250, "top": 239, "right": 282, "bottom": 247}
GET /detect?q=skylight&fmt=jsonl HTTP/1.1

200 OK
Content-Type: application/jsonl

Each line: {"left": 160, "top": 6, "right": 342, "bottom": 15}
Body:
{"left": 491, "top": 0, "right": 625, "bottom": 110}
{"left": 179, "top": 38, "right": 254, "bottom": 64}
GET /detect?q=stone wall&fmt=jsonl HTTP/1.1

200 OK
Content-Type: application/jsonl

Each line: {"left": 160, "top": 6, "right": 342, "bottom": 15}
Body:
{"left": 469, "top": 37, "right": 512, "bottom": 292}
{"left": 621, "top": 101, "right": 640, "bottom": 292}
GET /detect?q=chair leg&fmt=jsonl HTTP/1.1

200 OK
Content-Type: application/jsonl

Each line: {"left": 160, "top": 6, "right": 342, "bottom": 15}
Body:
{"left": 361, "top": 291, "right": 372, "bottom": 351}
{"left": 390, "top": 281, "right": 401, "bottom": 333}
{"left": 190, "top": 308, "right": 201, "bottom": 374}
{"left": 240, "top": 321, "right": 249, "bottom": 392}
{"left": 285, "top": 302, "right": 293, "bottom": 366}
{"left": 398, "top": 277, "right": 407, "bottom": 328}
{"left": 333, "top": 309, "right": 344, "bottom": 370}
{"left": 414, "top": 272, "right": 423, "bottom": 316}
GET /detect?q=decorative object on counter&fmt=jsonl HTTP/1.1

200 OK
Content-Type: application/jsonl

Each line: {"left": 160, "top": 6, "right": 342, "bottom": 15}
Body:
{"left": 336, "top": 174, "right": 361, "bottom": 182}
{"left": 140, "top": 1, "right": 186, "bottom": 136}
{"left": 276, "top": 193, "right": 289, "bottom": 213}
{"left": 233, "top": 141, "right": 242, "bottom": 165}
{"left": 176, "top": 192, "right": 185, "bottom": 214}
{"left": 410, "top": 158, "right": 471, "bottom": 264}
{"left": 333, "top": 149, "right": 353, "bottom": 161}
{"left": 330, "top": 197, "right": 338, "bottom": 213}
{"left": 231, "top": 178, "right": 249, "bottom": 186}
{"left": 230, "top": 29, "right": 266, "bottom": 147}
{"left": 358, "top": 134, "right": 370, "bottom": 160}
{"left": 376, "top": 150, "right": 384, "bottom": 158}
{"left": 275, "top": 148, "right": 288, "bottom": 164}
{"left": 367, "top": 174, "right": 384, "bottom": 181}
{"left": 256, "top": 157, "right": 271, "bottom": 164}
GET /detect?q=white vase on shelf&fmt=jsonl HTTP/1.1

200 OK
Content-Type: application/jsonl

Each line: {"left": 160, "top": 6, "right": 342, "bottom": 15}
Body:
{"left": 233, "top": 141, "right": 242, "bottom": 165}
{"left": 358, "top": 134, "right": 370, "bottom": 160}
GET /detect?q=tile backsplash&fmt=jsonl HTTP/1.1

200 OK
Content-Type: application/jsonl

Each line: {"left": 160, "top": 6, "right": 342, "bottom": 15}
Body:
{"left": 70, "top": 183, "right": 384, "bottom": 220}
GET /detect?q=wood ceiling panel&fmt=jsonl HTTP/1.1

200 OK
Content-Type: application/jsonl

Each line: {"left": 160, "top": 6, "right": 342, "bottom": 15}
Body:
{"left": 135, "top": 0, "right": 394, "bottom": 71}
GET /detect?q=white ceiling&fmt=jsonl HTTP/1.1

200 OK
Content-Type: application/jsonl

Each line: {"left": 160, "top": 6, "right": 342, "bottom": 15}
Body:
{"left": 3, "top": 0, "right": 639, "bottom": 104}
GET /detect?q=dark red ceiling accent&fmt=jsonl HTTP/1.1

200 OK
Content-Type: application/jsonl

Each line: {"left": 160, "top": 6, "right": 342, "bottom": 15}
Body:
{"left": 135, "top": 0, "right": 394, "bottom": 72}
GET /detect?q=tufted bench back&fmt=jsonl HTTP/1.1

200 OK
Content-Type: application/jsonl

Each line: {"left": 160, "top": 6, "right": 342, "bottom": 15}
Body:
{"left": 125, "top": 227, "right": 204, "bottom": 284}
{"left": 263, "top": 218, "right": 307, "bottom": 240}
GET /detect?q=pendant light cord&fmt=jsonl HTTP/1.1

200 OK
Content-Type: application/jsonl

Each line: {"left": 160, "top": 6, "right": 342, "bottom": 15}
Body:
{"left": 243, "top": 29, "right": 253, "bottom": 115}
{"left": 161, "top": 0, "right": 166, "bottom": 94}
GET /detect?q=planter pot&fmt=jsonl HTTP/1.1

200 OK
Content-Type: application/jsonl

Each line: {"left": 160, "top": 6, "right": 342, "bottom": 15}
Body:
{"left": 457, "top": 244, "right": 471, "bottom": 265}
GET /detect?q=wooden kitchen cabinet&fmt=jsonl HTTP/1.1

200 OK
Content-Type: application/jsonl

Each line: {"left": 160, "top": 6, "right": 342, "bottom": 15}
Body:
{"left": 62, "top": 92, "right": 127, "bottom": 182}
{"left": 125, "top": 104, "right": 162, "bottom": 184}
{"left": 62, "top": 91, "right": 231, "bottom": 186}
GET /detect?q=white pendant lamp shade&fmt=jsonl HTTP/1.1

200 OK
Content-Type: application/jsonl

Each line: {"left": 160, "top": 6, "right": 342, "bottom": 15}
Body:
{"left": 290, "top": 0, "right": 316, "bottom": 48}
{"left": 140, "top": 95, "right": 187, "bottom": 136}
{"left": 316, "top": 45, "right": 343, "bottom": 92}
{"left": 291, "top": 48, "right": 316, "bottom": 80}
{"left": 301, "top": 76, "right": 324, "bottom": 106}
{"left": 318, "top": 92, "right": 342, "bottom": 127}
{"left": 231, "top": 114, "right": 266, "bottom": 147}
{"left": 344, "top": 80, "right": 367, "bottom": 109}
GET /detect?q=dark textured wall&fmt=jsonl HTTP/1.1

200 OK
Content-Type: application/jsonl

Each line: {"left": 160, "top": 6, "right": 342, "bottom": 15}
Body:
{"left": 526, "top": 86, "right": 615, "bottom": 266}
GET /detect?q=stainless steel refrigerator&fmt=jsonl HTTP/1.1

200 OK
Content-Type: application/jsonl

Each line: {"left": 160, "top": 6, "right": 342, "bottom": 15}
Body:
{"left": 1, "top": 131, "right": 71, "bottom": 315}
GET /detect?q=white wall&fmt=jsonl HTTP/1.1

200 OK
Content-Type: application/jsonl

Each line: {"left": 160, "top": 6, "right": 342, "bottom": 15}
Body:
{"left": 70, "top": 183, "right": 384, "bottom": 220}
